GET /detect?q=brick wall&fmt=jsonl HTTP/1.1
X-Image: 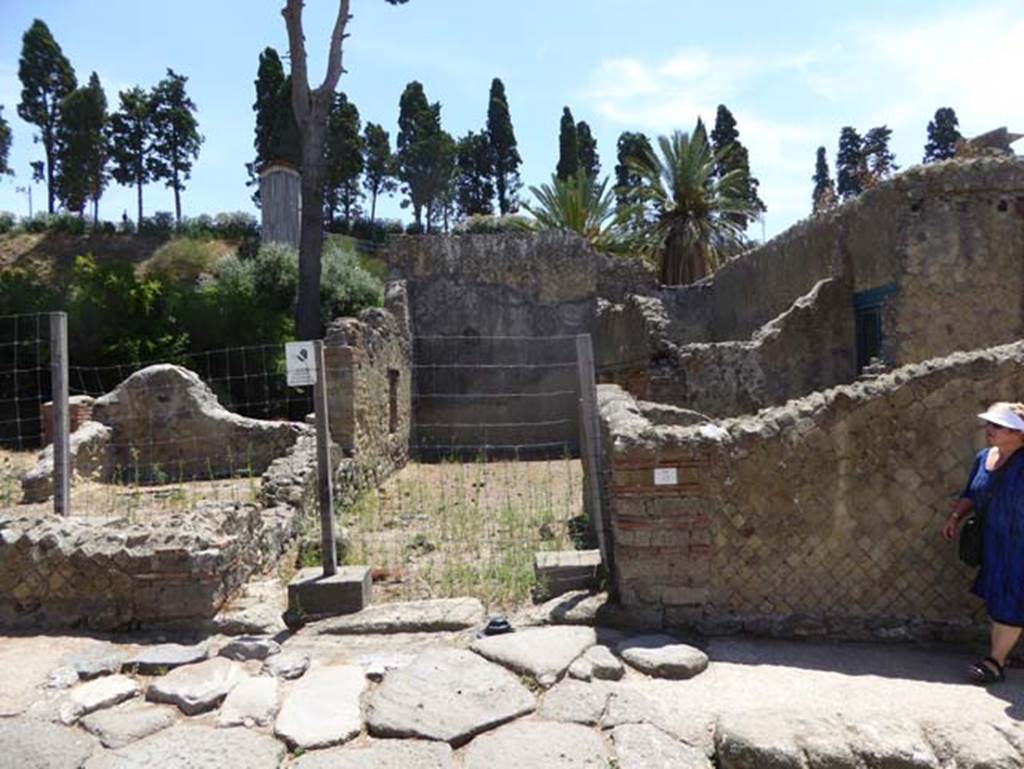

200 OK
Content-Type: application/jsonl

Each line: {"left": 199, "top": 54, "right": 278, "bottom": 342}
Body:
{"left": 597, "top": 340, "right": 1024, "bottom": 641}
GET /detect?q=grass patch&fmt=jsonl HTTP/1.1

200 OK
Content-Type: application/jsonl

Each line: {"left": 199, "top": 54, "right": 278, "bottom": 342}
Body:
{"left": 340, "top": 457, "right": 583, "bottom": 612}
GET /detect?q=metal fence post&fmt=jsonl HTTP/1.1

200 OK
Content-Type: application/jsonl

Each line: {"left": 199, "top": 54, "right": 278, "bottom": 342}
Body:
{"left": 575, "top": 334, "right": 613, "bottom": 587}
{"left": 313, "top": 340, "right": 338, "bottom": 576}
{"left": 50, "top": 311, "right": 70, "bottom": 516}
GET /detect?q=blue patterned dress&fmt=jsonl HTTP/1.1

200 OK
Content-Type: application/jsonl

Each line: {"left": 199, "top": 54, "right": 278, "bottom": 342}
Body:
{"left": 962, "top": 448, "right": 1024, "bottom": 625}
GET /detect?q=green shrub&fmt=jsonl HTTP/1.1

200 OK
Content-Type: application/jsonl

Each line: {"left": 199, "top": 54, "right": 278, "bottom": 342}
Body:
{"left": 21, "top": 213, "right": 52, "bottom": 233}
{"left": 454, "top": 214, "right": 532, "bottom": 234}
{"left": 0, "top": 212, "right": 16, "bottom": 234}
{"left": 321, "top": 240, "right": 382, "bottom": 321}
{"left": 0, "top": 267, "right": 60, "bottom": 315}
{"left": 138, "top": 212, "right": 175, "bottom": 238}
{"left": 144, "top": 238, "right": 222, "bottom": 285}
{"left": 213, "top": 211, "right": 258, "bottom": 240}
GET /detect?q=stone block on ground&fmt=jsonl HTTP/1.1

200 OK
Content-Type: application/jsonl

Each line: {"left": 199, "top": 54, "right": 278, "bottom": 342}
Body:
{"left": 288, "top": 566, "right": 371, "bottom": 617}
{"left": 217, "top": 675, "right": 280, "bottom": 727}
{"left": 715, "top": 712, "right": 806, "bottom": 769}
{"left": 534, "top": 550, "right": 602, "bottom": 599}
{"left": 365, "top": 648, "right": 535, "bottom": 746}
{"left": 568, "top": 658, "right": 592, "bottom": 681}
{"left": 59, "top": 674, "right": 139, "bottom": 724}
{"left": 538, "top": 679, "right": 610, "bottom": 725}
{"left": 80, "top": 701, "right": 178, "bottom": 749}
{"left": 314, "top": 597, "right": 485, "bottom": 634}
{"left": 291, "top": 740, "right": 455, "bottom": 769}
{"left": 218, "top": 636, "right": 281, "bottom": 662}
{"left": 584, "top": 644, "right": 624, "bottom": 680}
{"left": 82, "top": 723, "right": 285, "bottom": 769}
{"left": 461, "top": 720, "right": 608, "bottom": 769}
{"left": 145, "top": 657, "right": 243, "bottom": 716}
{"left": 123, "top": 642, "right": 209, "bottom": 675}
{"left": 211, "top": 579, "right": 287, "bottom": 636}
{"left": 844, "top": 715, "right": 939, "bottom": 769}
{"left": 617, "top": 634, "right": 708, "bottom": 679}
{"left": 20, "top": 420, "right": 112, "bottom": 503}
{"left": 64, "top": 647, "right": 127, "bottom": 681}
{"left": 263, "top": 650, "right": 310, "bottom": 680}
{"left": 612, "top": 723, "right": 713, "bottom": 769}
{"left": 274, "top": 664, "right": 366, "bottom": 750}
{"left": 602, "top": 689, "right": 715, "bottom": 754}
{"left": 470, "top": 626, "right": 597, "bottom": 687}
{"left": 0, "top": 717, "right": 98, "bottom": 769}
{"left": 923, "top": 720, "right": 1020, "bottom": 768}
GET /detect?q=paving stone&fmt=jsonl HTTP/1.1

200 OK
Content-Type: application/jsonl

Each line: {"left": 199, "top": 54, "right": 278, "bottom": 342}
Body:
{"left": 616, "top": 634, "right": 708, "bottom": 679}
{"left": 612, "top": 723, "right": 713, "bottom": 769}
{"left": 263, "top": 649, "right": 310, "bottom": 680}
{"left": 843, "top": 715, "right": 939, "bottom": 769}
{"left": 65, "top": 648, "right": 127, "bottom": 680}
{"left": 365, "top": 648, "right": 535, "bottom": 745}
{"left": 522, "top": 590, "right": 609, "bottom": 626}
{"left": 59, "top": 674, "right": 140, "bottom": 724}
{"left": 218, "top": 636, "right": 282, "bottom": 662}
{"left": 0, "top": 717, "right": 98, "bottom": 769}
{"left": 923, "top": 720, "right": 1021, "bottom": 769}
{"left": 314, "top": 597, "right": 486, "bottom": 634}
{"left": 274, "top": 664, "right": 366, "bottom": 749}
{"left": 82, "top": 723, "right": 285, "bottom": 769}
{"left": 584, "top": 644, "right": 624, "bottom": 680}
{"left": 146, "top": 657, "right": 243, "bottom": 716}
{"left": 80, "top": 701, "right": 178, "bottom": 749}
{"left": 290, "top": 739, "right": 456, "bottom": 769}
{"left": 568, "top": 658, "right": 593, "bottom": 681}
{"left": 470, "top": 626, "right": 597, "bottom": 687}
{"left": 47, "top": 665, "right": 81, "bottom": 689}
{"left": 124, "top": 642, "right": 209, "bottom": 675}
{"left": 217, "top": 676, "right": 280, "bottom": 727}
{"left": 461, "top": 720, "right": 608, "bottom": 769}
{"left": 716, "top": 711, "right": 806, "bottom": 769}
{"left": 538, "top": 679, "right": 609, "bottom": 724}
{"left": 603, "top": 688, "right": 717, "bottom": 755}
{"left": 212, "top": 579, "right": 287, "bottom": 636}
{"left": 356, "top": 652, "right": 416, "bottom": 682}
{"left": 791, "top": 715, "right": 861, "bottom": 769}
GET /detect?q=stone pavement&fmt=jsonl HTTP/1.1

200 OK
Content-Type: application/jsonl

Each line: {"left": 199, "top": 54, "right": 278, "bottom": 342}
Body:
{"left": 2, "top": 594, "right": 1024, "bottom": 768}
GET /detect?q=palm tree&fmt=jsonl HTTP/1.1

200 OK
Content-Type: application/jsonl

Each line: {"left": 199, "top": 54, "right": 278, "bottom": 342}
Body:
{"left": 631, "top": 124, "right": 757, "bottom": 285}
{"left": 523, "top": 170, "right": 624, "bottom": 253}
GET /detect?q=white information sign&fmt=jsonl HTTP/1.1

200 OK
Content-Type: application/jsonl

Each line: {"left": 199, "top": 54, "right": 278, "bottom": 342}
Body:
{"left": 285, "top": 341, "right": 317, "bottom": 387}
{"left": 653, "top": 467, "right": 679, "bottom": 486}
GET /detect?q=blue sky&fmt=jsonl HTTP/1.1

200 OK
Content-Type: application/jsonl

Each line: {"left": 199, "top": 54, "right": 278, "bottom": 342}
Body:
{"left": 0, "top": 1, "right": 1021, "bottom": 240}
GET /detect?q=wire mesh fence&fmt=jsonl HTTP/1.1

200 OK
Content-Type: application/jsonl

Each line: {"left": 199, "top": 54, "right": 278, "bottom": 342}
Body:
{"left": 337, "top": 334, "right": 592, "bottom": 610}
{"left": 0, "top": 313, "right": 53, "bottom": 508}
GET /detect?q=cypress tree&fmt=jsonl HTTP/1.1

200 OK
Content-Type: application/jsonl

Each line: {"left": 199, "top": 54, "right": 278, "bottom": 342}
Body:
{"left": 0, "top": 107, "right": 13, "bottom": 176}
{"left": 710, "top": 104, "right": 765, "bottom": 228}
{"left": 324, "top": 92, "right": 364, "bottom": 229}
{"left": 56, "top": 73, "right": 108, "bottom": 220}
{"left": 556, "top": 106, "right": 579, "bottom": 180}
{"left": 108, "top": 86, "right": 154, "bottom": 224}
{"left": 836, "top": 126, "right": 864, "bottom": 200}
{"left": 486, "top": 78, "right": 521, "bottom": 214}
{"left": 454, "top": 130, "right": 495, "bottom": 217}
{"left": 614, "top": 131, "right": 652, "bottom": 229}
{"left": 253, "top": 47, "right": 300, "bottom": 167}
{"left": 17, "top": 19, "right": 77, "bottom": 214}
{"left": 924, "top": 107, "right": 961, "bottom": 163}
{"left": 811, "top": 146, "right": 836, "bottom": 214}
{"left": 149, "top": 69, "right": 204, "bottom": 225}
{"left": 862, "top": 125, "right": 898, "bottom": 187}
{"left": 397, "top": 81, "right": 452, "bottom": 231}
{"left": 363, "top": 122, "right": 396, "bottom": 221}
{"left": 577, "top": 120, "right": 600, "bottom": 181}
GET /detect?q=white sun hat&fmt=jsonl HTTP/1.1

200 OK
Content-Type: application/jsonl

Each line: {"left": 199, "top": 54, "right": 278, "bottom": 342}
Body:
{"left": 978, "top": 406, "right": 1024, "bottom": 432}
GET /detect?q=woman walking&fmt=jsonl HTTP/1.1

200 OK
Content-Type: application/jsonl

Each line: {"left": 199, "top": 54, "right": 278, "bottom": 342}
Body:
{"left": 942, "top": 402, "right": 1024, "bottom": 684}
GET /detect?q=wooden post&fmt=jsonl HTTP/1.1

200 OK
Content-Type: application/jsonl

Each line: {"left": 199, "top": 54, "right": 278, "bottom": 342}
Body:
{"left": 313, "top": 340, "right": 337, "bottom": 576}
{"left": 575, "top": 334, "right": 613, "bottom": 588}
{"left": 50, "top": 312, "right": 70, "bottom": 516}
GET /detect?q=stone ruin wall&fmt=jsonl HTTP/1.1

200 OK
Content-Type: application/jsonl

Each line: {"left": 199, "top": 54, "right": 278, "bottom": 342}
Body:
{"left": 386, "top": 232, "right": 657, "bottom": 457}
{"left": 324, "top": 281, "right": 412, "bottom": 486}
{"left": 0, "top": 292, "right": 413, "bottom": 631}
{"left": 603, "top": 158, "right": 1024, "bottom": 419}
{"left": 598, "top": 341, "right": 1024, "bottom": 641}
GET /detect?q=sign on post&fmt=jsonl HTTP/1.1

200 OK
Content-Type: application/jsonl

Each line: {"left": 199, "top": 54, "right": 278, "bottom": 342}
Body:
{"left": 285, "top": 341, "right": 317, "bottom": 387}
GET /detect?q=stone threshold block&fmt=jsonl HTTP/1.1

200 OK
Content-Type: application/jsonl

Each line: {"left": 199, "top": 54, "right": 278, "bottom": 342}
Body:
{"left": 534, "top": 550, "right": 602, "bottom": 599}
{"left": 288, "top": 566, "right": 371, "bottom": 620}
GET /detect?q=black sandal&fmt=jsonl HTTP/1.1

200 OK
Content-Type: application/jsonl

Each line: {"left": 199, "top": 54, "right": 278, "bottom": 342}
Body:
{"left": 968, "top": 656, "right": 1005, "bottom": 685}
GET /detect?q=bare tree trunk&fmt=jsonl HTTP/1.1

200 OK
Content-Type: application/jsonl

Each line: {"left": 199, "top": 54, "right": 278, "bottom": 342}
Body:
{"left": 136, "top": 179, "right": 143, "bottom": 225}
{"left": 173, "top": 169, "right": 182, "bottom": 226}
{"left": 45, "top": 140, "right": 56, "bottom": 214}
{"left": 284, "top": 0, "right": 351, "bottom": 341}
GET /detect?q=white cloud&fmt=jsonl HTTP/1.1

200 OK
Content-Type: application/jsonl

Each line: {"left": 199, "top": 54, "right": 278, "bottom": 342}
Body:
{"left": 578, "top": 2, "right": 1024, "bottom": 238}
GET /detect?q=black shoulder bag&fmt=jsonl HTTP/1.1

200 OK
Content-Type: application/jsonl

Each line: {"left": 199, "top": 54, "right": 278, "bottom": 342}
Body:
{"left": 959, "top": 454, "right": 1017, "bottom": 567}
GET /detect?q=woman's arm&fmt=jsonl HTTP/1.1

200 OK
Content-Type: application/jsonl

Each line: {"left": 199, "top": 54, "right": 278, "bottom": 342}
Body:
{"left": 941, "top": 497, "right": 974, "bottom": 541}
